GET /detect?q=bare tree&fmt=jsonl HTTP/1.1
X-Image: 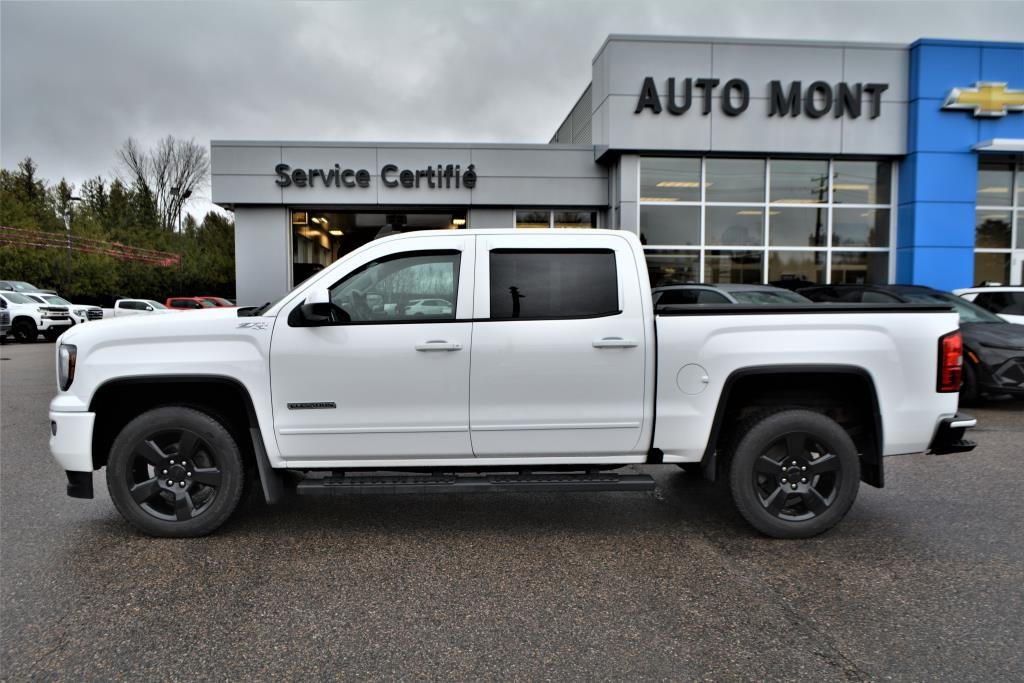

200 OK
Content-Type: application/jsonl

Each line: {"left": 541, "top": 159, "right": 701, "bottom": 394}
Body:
{"left": 117, "top": 135, "right": 210, "bottom": 231}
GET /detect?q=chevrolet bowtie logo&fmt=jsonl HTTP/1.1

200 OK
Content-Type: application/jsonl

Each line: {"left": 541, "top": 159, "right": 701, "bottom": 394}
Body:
{"left": 943, "top": 82, "right": 1024, "bottom": 117}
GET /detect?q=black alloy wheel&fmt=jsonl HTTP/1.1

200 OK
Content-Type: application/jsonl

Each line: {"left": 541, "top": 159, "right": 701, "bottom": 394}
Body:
{"left": 729, "top": 410, "right": 860, "bottom": 539}
{"left": 107, "top": 406, "right": 245, "bottom": 537}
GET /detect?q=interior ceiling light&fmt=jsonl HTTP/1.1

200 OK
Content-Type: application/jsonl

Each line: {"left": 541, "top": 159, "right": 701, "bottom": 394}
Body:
{"left": 977, "top": 186, "right": 1009, "bottom": 194}
{"left": 832, "top": 183, "right": 870, "bottom": 191}
{"left": 329, "top": 229, "right": 344, "bottom": 236}
{"left": 452, "top": 218, "right": 467, "bottom": 225}
{"left": 771, "top": 198, "right": 820, "bottom": 204}
{"left": 736, "top": 210, "right": 764, "bottom": 215}
{"left": 639, "top": 197, "right": 680, "bottom": 202}
{"left": 655, "top": 181, "right": 700, "bottom": 188}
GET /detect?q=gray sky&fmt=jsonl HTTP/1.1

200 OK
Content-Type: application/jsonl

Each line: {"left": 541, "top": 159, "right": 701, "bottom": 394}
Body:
{"left": 3, "top": 0, "right": 1023, "bottom": 218}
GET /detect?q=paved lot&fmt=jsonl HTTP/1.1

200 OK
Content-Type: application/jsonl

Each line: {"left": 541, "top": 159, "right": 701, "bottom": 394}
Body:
{"left": 2, "top": 341, "right": 1022, "bottom": 681}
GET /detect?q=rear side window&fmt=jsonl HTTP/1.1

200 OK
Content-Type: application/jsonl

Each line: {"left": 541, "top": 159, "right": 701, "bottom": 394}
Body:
{"left": 489, "top": 249, "right": 619, "bottom": 320}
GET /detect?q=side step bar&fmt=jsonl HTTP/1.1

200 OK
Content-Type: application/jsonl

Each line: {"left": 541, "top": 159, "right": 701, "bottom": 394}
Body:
{"left": 296, "top": 471, "right": 655, "bottom": 496}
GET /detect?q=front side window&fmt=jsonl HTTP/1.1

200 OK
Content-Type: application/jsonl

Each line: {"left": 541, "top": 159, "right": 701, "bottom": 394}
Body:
{"left": 329, "top": 251, "right": 459, "bottom": 322}
{"left": 489, "top": 249, "right": 618, "bottom": 320}
{"left": 1, "top": 292, "right": 34, "bottom": 304}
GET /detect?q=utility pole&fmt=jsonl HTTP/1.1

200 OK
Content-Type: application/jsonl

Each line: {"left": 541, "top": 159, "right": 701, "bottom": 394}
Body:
{"left": 62, "top": 196, "right": 82, "bottom": 294}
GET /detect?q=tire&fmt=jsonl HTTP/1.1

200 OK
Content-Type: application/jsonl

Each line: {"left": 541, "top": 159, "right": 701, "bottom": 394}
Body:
{"left": 676, "top": 463, "right": 703, "bottom": 475}
{"left": 959, "top": 361, "right": 979, "bottom": 405}
{"left": 728, "top": 409, "right": 860, "bottom": 539}
{"left": 12, "top": 318, "right": 38, "bottom": 343}
{"left": 106, "top": 406, "right": 246, "bottom": 537}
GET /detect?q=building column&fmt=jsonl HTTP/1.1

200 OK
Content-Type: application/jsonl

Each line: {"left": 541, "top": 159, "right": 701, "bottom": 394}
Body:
{"left": 234, "top": 207, "right": 290, "bottom": 306}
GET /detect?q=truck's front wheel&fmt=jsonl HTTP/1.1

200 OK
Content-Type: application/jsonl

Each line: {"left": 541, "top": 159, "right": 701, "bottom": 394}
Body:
{"left": 728, "top": 410, "right": 860, "bottom": 539}
{"left": 106, "top": 406, "right": 245, "bottom": 537}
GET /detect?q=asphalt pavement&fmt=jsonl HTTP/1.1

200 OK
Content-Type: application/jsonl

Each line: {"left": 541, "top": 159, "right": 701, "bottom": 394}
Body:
{"left": 2, "top": 341, "right": 1022, "bottom": 681}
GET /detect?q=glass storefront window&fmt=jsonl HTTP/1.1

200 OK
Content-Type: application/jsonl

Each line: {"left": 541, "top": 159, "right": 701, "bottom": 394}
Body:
{"left": 974, "top": 252, "right": 1011, "bottom": 285}
{"left": 638, "top": 157, "right": 893, "bottom": 284}
{"left": 639, "top": 206, "right": 700, "bottom": 246}
{"left": 830, "top": 252, "right": 889, "bottom": 285}
{"left": 770, "top": 159, "right": 829, "bottom": 204}
{"left": 977, "top": 161, "right": 1015, "bottom": 207}
{"left": 704, "top": 250, "right": 763, "bottom": 284}
{"left": 640, "top": 158, "right": 701, "bottom": 202}
{"left": 645, "top": 250, "right": 700, "bottom": 287}
{"left": 516, "top": 210, "right": 551, "bottom": 229}
{"left": 832, "top": 161, "right": 891, "bottom": 205}
{"left": 769, "top": 207, "right": 827, "bottom": 247}
{"left": 705, "top": 206, "right": 763, "bottom": 246}
{"left": 975, "top": 210, "right": 1012, "bottom": 249}
{"left": 768, "top": 251, "right": 825, "bottom": 285}
{"left": 553, "top": 211, "right": 598, "bottom": 229}
{"left": 1018, "top": 214, "right": 1023, "bottom": 249}
{"left": 291, "top": 209, "right": 466, "bottom": 287}
{"left": 705, "top": 158, "right": 765, "bottom": 203}
{"left": 833, "top": 208, "right": 890, "bottom": 247}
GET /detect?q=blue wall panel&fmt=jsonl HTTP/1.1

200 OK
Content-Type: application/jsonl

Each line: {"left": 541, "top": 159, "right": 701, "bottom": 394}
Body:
{"left": 898, "top": 39, "right": 1024, "bottom": 290}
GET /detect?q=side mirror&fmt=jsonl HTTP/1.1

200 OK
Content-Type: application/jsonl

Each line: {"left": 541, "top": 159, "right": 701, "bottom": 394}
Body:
{"left": 145, "top": 306, "right": 153, "bottom": 311}
{"left": 288, "top": 287, "right": 350, "bottom": 327}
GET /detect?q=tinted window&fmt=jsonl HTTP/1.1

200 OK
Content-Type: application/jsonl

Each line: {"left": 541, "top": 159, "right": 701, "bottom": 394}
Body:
{"left": 330, "top": 250, "right": 459, "bottom": 322}
{"left": 730, "top": 290, "right": 811, "bottom": 304}
{"left": 657, "top": 289, "right": 729, "bottom": 305}
{"left": 120, "top": 301, "right": 142, "bottom": 310}
{"left": 489, "top": 249, "right": 618, "bottom": 319}
{"left": 974, "top": 292, "right": 1024, "bottom": 314}
{"left": 1, "top": 292, "right": 34, "bottom": 304}
{"left": 862, "top": 291, "right": 900, "bottom": 303}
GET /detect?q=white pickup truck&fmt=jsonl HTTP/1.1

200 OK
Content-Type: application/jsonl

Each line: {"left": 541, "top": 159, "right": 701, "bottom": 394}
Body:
{"left": 48, "top": 230, "right": 976, "bottom": 538}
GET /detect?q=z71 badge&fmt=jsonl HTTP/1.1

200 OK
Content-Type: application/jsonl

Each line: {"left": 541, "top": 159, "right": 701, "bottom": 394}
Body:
{"left": 237, "top": 321, "right": 269, "bottom": 330}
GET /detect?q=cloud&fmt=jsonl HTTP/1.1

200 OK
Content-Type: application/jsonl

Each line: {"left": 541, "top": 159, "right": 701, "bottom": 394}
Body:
{"left": 2, "top": 0, "right": 1020, "bottom": 217}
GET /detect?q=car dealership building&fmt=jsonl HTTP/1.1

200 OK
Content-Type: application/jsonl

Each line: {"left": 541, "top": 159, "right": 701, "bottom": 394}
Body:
{"left": 212, "top": 34, "right": 1024, "bottom": 305}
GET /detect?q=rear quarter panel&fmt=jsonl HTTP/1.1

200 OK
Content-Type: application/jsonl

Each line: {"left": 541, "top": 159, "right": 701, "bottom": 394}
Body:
{"left": 654, "top": 310, "right": 962, "bottom": 461}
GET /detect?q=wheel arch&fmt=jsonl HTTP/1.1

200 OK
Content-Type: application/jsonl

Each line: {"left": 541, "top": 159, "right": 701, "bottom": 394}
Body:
{"left": 89, "top": 375, "right": 282, "bottom": 503}
{"left": 702, "top": 365, "right": 884, "bottom": 488}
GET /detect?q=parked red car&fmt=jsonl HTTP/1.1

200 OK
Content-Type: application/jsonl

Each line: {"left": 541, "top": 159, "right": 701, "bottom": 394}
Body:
{"left": 197, "top": 296, "right": 236, "bottom": 307}
{"left": 165, "top": 297, "right": 216, "bottom": 310}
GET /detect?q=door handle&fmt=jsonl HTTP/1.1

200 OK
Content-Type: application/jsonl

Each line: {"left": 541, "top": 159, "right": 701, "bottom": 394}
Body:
{"left": 592, "top": 337, "right": 639, "bottom": 348}
{"left": 415, "top": 340, "right": 462, "bottom": 352}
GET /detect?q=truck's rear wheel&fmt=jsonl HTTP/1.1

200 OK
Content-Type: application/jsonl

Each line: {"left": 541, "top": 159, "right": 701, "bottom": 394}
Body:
{"left": 106, "top": 406, "right": 245, "bottom": 537}
{"left": 728, "top": 410, "right": 859, "bottom": 539}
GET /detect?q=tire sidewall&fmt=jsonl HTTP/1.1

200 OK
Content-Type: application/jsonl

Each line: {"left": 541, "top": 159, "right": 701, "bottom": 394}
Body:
{"left": 106, "top": 406, "right": 245, "bottom": 537}
{"left": 729, "top": 410, "right": 860, "bottom": 539}
{"left": 13, "top": 319, "right": 37, "bottom": 343}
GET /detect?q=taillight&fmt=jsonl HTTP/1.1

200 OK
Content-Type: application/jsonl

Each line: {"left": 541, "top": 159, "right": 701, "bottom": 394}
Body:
{"left": 937, "top": 330, "right": 963, "bottom": 393}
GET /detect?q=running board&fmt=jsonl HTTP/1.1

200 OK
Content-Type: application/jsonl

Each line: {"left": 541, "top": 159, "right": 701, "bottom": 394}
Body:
{"left": 296, "top": 471, "right": 655, "bottom": 496}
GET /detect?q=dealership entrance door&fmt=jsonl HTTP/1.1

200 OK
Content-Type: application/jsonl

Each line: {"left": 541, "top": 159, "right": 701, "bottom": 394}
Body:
{"left": 290, "top": 209, "right": 468, "bottom": 286}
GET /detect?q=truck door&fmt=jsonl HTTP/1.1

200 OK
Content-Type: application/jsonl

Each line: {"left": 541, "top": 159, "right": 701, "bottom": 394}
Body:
{"left": 469, "top": 233, "right": 649, "bottom": 458}
{"left": 270, "top": 234, "right": 476, "bottom": 462}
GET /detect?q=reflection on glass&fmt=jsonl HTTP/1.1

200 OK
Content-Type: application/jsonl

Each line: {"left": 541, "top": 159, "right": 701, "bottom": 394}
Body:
{"left": 640, "top": 158, "right": 701, "bottom": 202}
{"left": 770, "top": 159, "right": 829, "bottom": 204}
{"left": 704, "top": 250, "right": 763, "bottom": 284}
{"left": 640, "top": 206, "right": 700, "bottom": 246}
{"left": 830, "top": 252, "right": 888, "bottom": 284}
{"left": 832, "top": 208, "right": 890, "bottom": 247}
{"left": 973, "top": 252, "right": 1010, "bottom": 285}
{"left": 833, "top": 161, "right": 891, "bottom": 204}
{"left": 769, "top": 207, "right": 826, "bottom": 247}
{"left": 706, "top": 158, "right": 765, "bottom": 203}
{"left": 516, "top": 210, "right": 550, "bottom": 229}
{"left": 553, "top": 211, "right": 597, "bottom": 229}
{"left": 976, "top": 161, "right": 1014, "bottom": 207}
{"left": 645, "top": 250, "right": 701, "bottom": 287}
{"left": 768, "top": 251, "right": 825, "bottom": 284}
{"left": 1017, "top": 213, "right": 1023, "bottom": 249}
{"left": 706, "top": 207, "right": 764, "bottom": 246}
{"left": 975, "top": 210, "right": 1012, "bottom": 248}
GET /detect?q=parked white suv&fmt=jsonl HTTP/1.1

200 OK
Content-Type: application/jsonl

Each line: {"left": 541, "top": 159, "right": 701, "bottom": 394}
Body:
{"left": 0, "top": 291, "right": 73, "bottom": 342}
{"left": 954, "top": 286, "right": 1024, "bottom": 325}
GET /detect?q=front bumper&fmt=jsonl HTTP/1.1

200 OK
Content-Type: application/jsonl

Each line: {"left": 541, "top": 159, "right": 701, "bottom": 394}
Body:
{"left": 928, "top": 413, "right": 977, "bottom": 455}
{"left": 39, "top": 318, "right": 73, "bottom": 332}
{"left": 49, "top": 410, "right": 95, "bottom": 474}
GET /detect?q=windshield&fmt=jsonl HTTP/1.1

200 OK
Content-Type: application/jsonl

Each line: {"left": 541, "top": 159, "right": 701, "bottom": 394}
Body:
{"left": 1, "top": 292, "right": 35, "bottom": 304}
{"left": 43, "top": 295, "right": 72, "bottom": 306}
{"left": 901, "top": 291, "right": 1004, "bottom": 323}
{"left": 4, "top": 281, "right": 38, "bottom": 292}
{"left": 145, "top": 300, "right": 167, "bottom": 309}
{"left": 730, "top": 290, "right": 813, "bottom": 305}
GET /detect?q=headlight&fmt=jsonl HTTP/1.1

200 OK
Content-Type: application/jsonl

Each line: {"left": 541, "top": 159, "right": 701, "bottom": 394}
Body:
{"left": 57, "top": 343, "right": 77, "bottom": 391}
{"left": 74, "top": 309, "right": 87, "bottom": 317}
